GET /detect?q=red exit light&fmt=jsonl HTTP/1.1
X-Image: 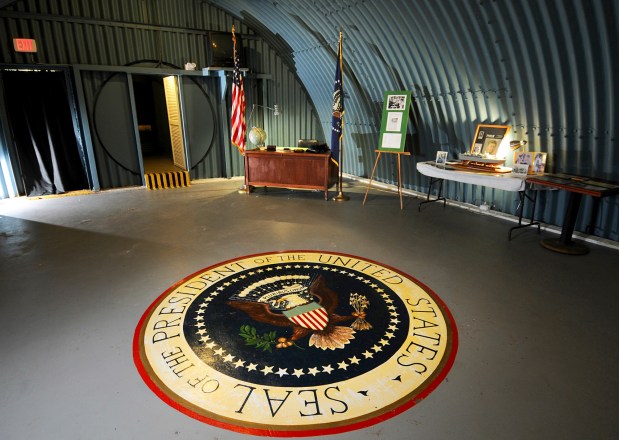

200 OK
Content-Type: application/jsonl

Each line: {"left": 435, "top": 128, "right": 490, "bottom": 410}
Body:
{"left": 13, "top": 38, "right": 37, "bottom": 53}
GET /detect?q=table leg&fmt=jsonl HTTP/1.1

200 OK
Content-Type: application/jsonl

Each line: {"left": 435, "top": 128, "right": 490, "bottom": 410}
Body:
{"left": 508, "top": 187, "right": 540, "bottom": 240}
{"left": 585, "top": 198, "right": 600, "bottom": 234}
{"left": 418, "top": 177, "right": 446, "bottom": 212}
{"left": 540, "top": 192, "right": 589, "bottom": 255}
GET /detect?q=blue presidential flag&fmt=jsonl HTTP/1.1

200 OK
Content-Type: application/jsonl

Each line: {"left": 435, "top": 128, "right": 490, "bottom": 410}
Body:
{"left": 331, "top": 32, "right": 344, "bottom": 165}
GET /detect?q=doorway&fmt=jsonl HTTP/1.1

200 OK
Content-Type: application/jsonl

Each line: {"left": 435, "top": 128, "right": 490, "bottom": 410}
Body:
{"left": 132, "top": 74, "right": 187, "bottom": 174}
{"left": 2, "top": 69, "right": 89, "bottom": 196}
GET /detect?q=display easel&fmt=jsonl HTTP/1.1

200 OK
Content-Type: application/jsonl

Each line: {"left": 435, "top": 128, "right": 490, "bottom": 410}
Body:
{"left": 363, "top": 150, "right": 411, "bottom": 209}
{"left": 363, "top": 90, "right": 413, "bottom": 210}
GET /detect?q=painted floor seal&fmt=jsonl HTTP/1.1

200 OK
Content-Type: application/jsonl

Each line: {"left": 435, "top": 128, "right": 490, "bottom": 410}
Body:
{"left": 134, "top": 251, "right": 458, "bottom": 436}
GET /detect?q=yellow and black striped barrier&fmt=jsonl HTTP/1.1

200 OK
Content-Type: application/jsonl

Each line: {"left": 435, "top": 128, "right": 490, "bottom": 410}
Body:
{"left": 145, "top": 171, "right": 191, "bottom": 190}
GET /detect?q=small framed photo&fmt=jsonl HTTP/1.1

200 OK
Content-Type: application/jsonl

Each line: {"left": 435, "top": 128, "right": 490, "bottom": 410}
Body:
{"left": 514, "top": 152, "right": 531, "bottom": 167}
{"left": 386, "top": 112, "right": 403, "bottom": 131}
{"left": 380, "top": 132, "right": 402, "bottom": 149}
{"left": 511, "top": 163, "right": 529, "bottom": 177}
{"left": 513, "top": 152, "right": 547, "bottom": 175}
{"left": 435, "top": 151, "right": 448, "bottom": 167}
{"left": 532, "top": 152, "right": 547, "bottom": 174}
{"left": 387, "top": 94, "right": 407, "bottom": 110}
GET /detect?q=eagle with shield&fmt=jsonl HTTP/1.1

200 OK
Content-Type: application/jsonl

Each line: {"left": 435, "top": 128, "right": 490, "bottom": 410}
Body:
{"left": 227, "top": 274, "right": 371, "bottom": 350}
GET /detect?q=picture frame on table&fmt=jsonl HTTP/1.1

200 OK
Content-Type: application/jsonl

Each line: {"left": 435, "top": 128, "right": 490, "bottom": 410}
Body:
{"left": 511, "top": 163, "right": 529, "bottom": 177}
{"left": 470, "top": 124, "right": 511, "bottom": 157}
{"left": 533, "top": 153, "right": 546, "bottom": 173}
{"left": 513, "top": 152, "right": 547, "bottom": 175}
{"left": 435, "top": 151, "right": 448, "bottom": 168}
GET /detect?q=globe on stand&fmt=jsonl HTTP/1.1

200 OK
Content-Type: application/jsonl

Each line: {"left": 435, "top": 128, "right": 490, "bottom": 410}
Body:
{"left": 248, "top": 127, "right": 267, "bottom": 147}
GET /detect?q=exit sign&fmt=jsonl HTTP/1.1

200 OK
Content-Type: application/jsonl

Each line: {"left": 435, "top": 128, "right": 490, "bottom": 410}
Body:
{"left": 13, "top": 38, "right": 37, "bottom": 53}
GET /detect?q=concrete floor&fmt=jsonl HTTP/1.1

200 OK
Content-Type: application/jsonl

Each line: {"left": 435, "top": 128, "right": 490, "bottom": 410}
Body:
{"left": 1, "top": 178, "right": 618, "bottom": 440}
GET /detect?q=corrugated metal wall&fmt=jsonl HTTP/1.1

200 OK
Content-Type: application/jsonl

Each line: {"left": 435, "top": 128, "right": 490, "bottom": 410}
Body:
{"left": 210, "top": 0, "right": 619, "bottom": 241}
{"left": 0, "top": 0, "right": 617, "bottom": 241}
{"left": 0, "top": 0, "right": 322, "bottom": 190}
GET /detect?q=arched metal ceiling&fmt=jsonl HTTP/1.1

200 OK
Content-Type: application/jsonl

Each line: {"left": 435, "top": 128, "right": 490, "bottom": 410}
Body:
{"left": 0, "top": 0, "right": 617, "bottom": 240}
{"left": 211, "top": 0, "right": 617, "bottom": 178}
{"left": 208, "top": 0, "right": 619, "bottom": 240}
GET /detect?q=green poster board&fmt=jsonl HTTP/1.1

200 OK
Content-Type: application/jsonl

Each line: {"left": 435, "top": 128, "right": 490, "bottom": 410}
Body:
{"left": 378, "top": 90, "right": 412, "bottom": 152}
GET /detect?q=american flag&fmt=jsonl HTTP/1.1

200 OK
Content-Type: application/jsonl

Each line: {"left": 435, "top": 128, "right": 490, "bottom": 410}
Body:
{"left": 230, "top": 25, "right": 246, "bottom": 154}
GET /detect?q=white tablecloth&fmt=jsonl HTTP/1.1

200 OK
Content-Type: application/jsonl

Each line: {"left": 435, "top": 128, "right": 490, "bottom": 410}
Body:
{"left": 416, "top": 161, "right": 526, "bottom": 192}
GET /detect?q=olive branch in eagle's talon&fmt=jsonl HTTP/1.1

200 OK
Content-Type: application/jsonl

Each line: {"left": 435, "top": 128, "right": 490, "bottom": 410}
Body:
{"left": 239, "top": 325, "right": 277, "bottom": 352}
{"left": 239, "top": 325, "right": 304, "bottom": 352}
{"left": 350, "top": 293, "right": 372, "bottom": 330}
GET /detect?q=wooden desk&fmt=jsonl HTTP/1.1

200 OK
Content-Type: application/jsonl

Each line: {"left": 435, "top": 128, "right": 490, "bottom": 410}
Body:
{"left": 244, "top": 149, "right": 338, "bottom": 200}
{"left": 526, "top": 173, "right": 619, "bottom": 254}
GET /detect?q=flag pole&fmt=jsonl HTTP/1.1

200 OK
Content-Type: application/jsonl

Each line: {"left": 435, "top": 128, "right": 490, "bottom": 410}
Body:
{"left": 333, "top": 121, "right": 349, "bottom": 201}
{"left": 333, "top": 29, "right": 349, "bottom": 202}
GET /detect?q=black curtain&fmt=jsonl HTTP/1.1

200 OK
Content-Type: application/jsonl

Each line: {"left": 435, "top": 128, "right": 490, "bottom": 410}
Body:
{"left": 3, "top": 70, "right": 88, "bottom": 196}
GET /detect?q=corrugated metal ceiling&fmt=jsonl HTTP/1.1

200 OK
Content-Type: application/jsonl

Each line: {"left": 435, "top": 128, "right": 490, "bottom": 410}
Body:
{"left": 209, "top": 0, "right": 617, "bottom": 173}
{"left": 0, "top": 0, "right": 617, "bottom": 240}
{"left": 208, "top": 0, "right": 619, "bottom": 239}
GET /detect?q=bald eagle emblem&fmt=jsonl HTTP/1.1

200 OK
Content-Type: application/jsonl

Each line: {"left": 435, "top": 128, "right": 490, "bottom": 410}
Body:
{"left": 332, "top": 89, "right": 343, "bottom": 120}
{"left": 227, "top": 274, "right": 371, "bottom": 350}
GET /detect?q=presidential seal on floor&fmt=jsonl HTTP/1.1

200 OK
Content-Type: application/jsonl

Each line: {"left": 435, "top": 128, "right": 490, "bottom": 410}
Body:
{"left": 134, "top": 251, "right": 458, "bottom": 436}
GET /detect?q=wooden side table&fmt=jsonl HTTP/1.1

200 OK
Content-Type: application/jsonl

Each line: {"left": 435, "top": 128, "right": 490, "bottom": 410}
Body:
{"left": 526, "top": 173, "right": 619, "bottom": 254}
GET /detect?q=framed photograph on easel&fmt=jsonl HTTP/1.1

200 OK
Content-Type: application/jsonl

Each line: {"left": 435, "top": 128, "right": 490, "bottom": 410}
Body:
{"left": 378, "top": 90, "right": 412, "bottom": 152}
{"left": 364, "top": 90, "right": 413, "bottom": 209}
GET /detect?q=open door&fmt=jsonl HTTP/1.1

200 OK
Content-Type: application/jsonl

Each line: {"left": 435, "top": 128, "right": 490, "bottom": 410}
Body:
{"left": 163, "top": 76, "right": 187, "bottom": 171}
